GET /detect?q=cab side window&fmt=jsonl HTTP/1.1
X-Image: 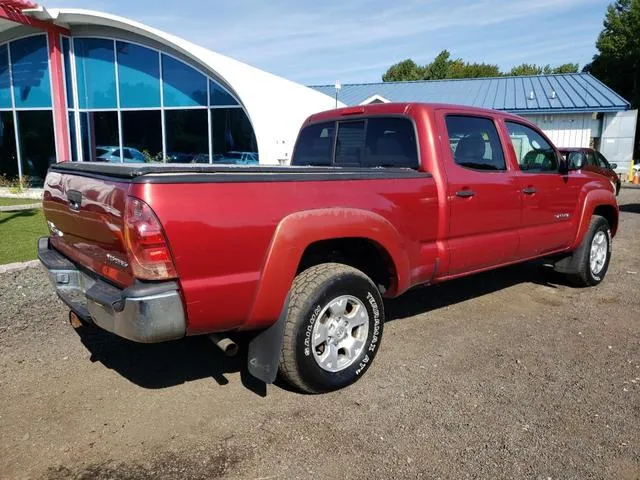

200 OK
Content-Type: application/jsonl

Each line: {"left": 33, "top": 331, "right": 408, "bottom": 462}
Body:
{"left": 585, "top": 151, "right": 597, "bottom": 166}
{"left": 506, "top": 122, "right": 558, "bottom": 173}
{"left": 596, "top": 152, "right": 611, "bottom": 169}
{"left": 445, "top": 115, "right": 506, "bottom": 171}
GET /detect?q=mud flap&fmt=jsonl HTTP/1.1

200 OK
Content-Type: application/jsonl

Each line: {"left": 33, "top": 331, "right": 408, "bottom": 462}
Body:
{"left": 247, "top": 294, "right": 289, "bottom": 383}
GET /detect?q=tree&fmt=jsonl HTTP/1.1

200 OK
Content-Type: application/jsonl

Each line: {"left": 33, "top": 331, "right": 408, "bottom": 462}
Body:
{"left": 586, "top": 0, "right": 640, "bottom": 107}
{"left": 553, "top": 63, "right": 580, "bottom": 74}
{"left": 509, "top": 63, "right": 545, "bottom": 76}
{"left": 381, "top": 59, "right": 425, "bottom": 82}
{"left": 424, "top": 50, "right": 452, "bottom": 80}
{"left": 382, "top": 53, "right": 579, "bottom": 82}
{"left": 585, "top": 0, "right": 640, "bottom": 157}
{"left": 508, "top": 63, "right": 579, "bottom": 76}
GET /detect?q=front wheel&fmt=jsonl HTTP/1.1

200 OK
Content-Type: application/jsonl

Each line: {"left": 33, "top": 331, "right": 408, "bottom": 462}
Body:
{"left": 566, "top": 215, "right": 612, "bottom": 287}
{"left": 279, "top": 263, "right": 384, "bottom": 393}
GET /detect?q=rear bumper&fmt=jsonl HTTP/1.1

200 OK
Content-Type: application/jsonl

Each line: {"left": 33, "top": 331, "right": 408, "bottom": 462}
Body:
{"left": 38, "top": 237, "right": 186, "bottom": 343}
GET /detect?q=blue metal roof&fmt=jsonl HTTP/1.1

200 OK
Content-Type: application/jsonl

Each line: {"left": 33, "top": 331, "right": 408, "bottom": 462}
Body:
{"left": 309, "top": 73, "right": 629, "bottom": 114}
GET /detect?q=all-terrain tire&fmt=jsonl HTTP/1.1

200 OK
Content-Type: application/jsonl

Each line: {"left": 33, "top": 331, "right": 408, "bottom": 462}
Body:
{"left": 566, "top": 215, "right": 612, "bottom": 287}
{"left": 279, "top": 263, "right": 384, "bottom": 394}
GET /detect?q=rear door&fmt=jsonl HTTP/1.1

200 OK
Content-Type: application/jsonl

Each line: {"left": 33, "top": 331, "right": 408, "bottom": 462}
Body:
{"left": 504, "top": 121, "right": 584, "bottom": 256}
{"left": 438, "top": 113, "right": 521, "bottom": 276}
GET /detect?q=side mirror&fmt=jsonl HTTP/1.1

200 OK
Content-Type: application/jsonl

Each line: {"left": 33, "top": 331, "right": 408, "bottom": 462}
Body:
{"left": 558, "top": 155, "right": 569, "bottom": 175}
{"left": 567, "top": 151, "right": 585, "bottom": 170}
{"left": 610, "top": 163, "right": 618, "bottom": 170}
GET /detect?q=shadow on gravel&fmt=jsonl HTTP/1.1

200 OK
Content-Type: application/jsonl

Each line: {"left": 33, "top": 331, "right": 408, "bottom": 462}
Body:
{"left": 619, "top": 203, "right": 640, "bottom": 214}
{"left": 385, "top": 261, "right": 567, "bottom": 321}
{"left": 72, "top": 326, "right": 267, "bottom": 396}
{"left": 71, "top": 261, "right": 565, "bottom": 395}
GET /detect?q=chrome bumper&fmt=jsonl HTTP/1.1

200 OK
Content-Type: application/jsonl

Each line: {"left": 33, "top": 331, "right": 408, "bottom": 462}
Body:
{"left": 37, "top": 237, "right": 186, "bottom": 343}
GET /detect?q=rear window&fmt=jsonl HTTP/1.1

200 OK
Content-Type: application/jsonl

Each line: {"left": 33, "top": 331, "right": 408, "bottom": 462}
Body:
{"left": 292, "top": 116, "right": 418, "bottom": 169}
{"left": 364, "top": 117, "right": 418, "bottom": 168}
{"left": 292, "top": 122, "right": 335, "bottom": 166}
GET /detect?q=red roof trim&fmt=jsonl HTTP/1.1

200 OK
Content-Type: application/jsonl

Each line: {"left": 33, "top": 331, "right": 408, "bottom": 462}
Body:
{"left": 0, "top": 2, "right": 70, "bottom": 34}
{"left": 0, "top": 0, "right": 39, "bottom": 9}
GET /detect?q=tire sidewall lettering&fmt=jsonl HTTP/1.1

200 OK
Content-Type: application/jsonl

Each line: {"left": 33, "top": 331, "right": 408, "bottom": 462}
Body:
{"left": 296, "top": 274, "right": 384, "bottom": 391}
{"left": 303, "top": 305, "right": 322, "bottom": 357}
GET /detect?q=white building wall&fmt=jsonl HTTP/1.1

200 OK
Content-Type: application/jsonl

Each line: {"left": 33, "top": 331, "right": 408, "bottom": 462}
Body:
{"left": 522, "top": 113, "right": 597, "bottom": 148}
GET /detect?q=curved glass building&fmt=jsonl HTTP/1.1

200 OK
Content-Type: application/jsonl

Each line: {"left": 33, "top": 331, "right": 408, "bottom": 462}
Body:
{"left": 0, "top": 2, "right": 338, "bottom": 185}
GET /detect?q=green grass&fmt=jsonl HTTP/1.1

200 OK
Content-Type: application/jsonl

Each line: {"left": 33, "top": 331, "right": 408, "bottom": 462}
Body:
{"left": 0, "top": 197, "right": 41, "bottom": 207}
{"left": 0, "top": 209, "right": 48, "bottom": 264}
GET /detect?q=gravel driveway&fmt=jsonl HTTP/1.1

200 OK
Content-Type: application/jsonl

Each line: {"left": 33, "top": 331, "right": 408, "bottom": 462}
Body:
{"left": 1, "top": 189, "right": 639, "bottom": 479}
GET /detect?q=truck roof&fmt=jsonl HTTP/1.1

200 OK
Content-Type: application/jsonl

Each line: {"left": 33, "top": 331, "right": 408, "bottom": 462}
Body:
{"left": 305, "top": 102, "right": 529, "bottom": 125}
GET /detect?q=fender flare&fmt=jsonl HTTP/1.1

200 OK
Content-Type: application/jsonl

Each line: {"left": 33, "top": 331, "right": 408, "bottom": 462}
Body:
{"left": 570, "top": 189, "right": 619, "bottom": 250}
{"left": 243, "top": 208, "right": 410, "bottom": 330}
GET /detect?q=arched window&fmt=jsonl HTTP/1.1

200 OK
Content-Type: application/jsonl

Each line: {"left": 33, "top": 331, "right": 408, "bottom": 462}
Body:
{"left": 66, "top": 37, "right": 258, "bottom": 165}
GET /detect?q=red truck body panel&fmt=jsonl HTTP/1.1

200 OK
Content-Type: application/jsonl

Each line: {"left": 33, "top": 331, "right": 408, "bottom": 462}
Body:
{"left": 129, "top": 177, "right": 440, "bottom": 333}
{"left": 42, "top": 103, "right": 618, "bottom": 337}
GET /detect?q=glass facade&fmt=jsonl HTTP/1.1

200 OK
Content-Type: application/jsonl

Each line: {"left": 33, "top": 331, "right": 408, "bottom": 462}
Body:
{"left": 68, "top": 36, "right": 256, "bottom": 165}
{"left": 18, "top": 110, "right": 55, "bottom": 185}
{"left": 0, "top": 32, "right": 257, "bottom": 181}
{"left": 116, "top": 41, "right": 160, "bottom": 108}
{"left": 10, "top": 36, "right": 52, "bottom": 109}
{"left": 74, "top": 38, "right": 117, "bottom": 109}
{"left": 0, "top": 34, "right": 54, "bottom": 183}
{"left": 0, "top": 45, "right": 12, "bottom": 108}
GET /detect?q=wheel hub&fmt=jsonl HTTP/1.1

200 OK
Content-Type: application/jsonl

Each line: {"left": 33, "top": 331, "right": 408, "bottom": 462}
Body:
{"left": 589, "top": 230, "right": 608, "bottom": 276}
{"left": 311, "top": 295, "right": 369, "bottom": 372}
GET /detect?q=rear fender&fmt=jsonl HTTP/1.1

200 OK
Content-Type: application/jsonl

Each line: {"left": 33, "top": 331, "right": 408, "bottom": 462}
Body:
{"left": 243, "top": 208, "right": 409, "bottom": 330}
{"left": 571, "top": 189, "right": 619, "bottom": 250}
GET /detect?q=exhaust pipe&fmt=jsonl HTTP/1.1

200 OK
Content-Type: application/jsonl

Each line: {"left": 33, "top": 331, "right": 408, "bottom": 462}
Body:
{"left": 208, "top": 333, "right": 239, "bottom": 357}
{"left": 69, "top": 311, "right": 83, "bottom": 329}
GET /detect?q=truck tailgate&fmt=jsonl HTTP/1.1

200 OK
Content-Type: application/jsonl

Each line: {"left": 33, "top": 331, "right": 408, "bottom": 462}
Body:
{"left": 42, "top": 169, "right": 134, "bottom": 287}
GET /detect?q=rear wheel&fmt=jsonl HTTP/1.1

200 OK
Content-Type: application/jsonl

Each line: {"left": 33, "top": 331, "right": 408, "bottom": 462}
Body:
{"left": 279, "top": 263, "right": 384, "bottom": 393}
{"left": 566, "top": 215, "right": 612, "bottom": 287}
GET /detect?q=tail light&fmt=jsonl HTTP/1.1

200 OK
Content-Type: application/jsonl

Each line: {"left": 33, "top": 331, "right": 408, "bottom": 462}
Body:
{"left": 124, "top": 197, "right": 177, "bottom": 280}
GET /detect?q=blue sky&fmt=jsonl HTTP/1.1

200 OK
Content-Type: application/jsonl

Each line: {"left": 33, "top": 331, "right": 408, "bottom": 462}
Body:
{"left": 52, "top": 0, "right": 611, "bottom": 85}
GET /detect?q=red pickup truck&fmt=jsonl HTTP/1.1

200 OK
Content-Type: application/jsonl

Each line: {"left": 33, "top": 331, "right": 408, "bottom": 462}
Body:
{"left": 38, "top": 103, "right": 618, "bottom": 393}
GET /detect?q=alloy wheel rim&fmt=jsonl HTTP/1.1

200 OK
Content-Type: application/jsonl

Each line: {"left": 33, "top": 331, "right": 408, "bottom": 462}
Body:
{"left": 590, "top": 230, "right": 608, "bottom": 276}
{"left": 311, "top": 295, "right": 369, "bottom": 373}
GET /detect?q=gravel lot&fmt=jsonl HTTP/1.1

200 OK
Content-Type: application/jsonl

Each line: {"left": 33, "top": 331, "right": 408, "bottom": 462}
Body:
{"left": 1, "top": 189, "right": 639, "bottom": 480}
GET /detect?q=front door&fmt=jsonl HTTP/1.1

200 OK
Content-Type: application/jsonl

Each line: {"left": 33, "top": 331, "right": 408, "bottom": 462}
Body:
{"left": 504, "top": 121, "right": 583, "bottom": 257}
{"left": 439, "top": 113, "right": 522, "bottom": 276}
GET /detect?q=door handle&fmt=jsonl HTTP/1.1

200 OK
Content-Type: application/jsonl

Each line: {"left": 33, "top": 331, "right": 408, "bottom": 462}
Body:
{"left": 522, "top": 187, "right": 537, "bottom": 195}
{"left": 455, "top": 189, "right": 475, "bottom": 198}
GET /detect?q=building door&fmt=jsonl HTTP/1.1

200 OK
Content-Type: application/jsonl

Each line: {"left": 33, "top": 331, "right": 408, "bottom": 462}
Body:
{"left": 600, "top": 110, "right": 638, "bottom": 174}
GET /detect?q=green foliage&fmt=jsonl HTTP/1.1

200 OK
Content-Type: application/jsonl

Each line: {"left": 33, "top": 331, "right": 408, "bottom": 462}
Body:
{"left": 509, "top": 63, "right": 579, "bottom": 76}
{"left": 0, "top": 174, "right": 31, "bottom": 193}
{"left": 382, "top": 50, "right": 579, "bottom": 82}
{"left": 381, "top": 59, "right": 425, "bottom": 82}
{"left": 586, "top": 0, "right": 640, "bottom": 108}
{"left": 585, "top": 0, "right": 640, "bottom": 156}
{"left": 553, "top": 63, "right": 580, "bottom": 74}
